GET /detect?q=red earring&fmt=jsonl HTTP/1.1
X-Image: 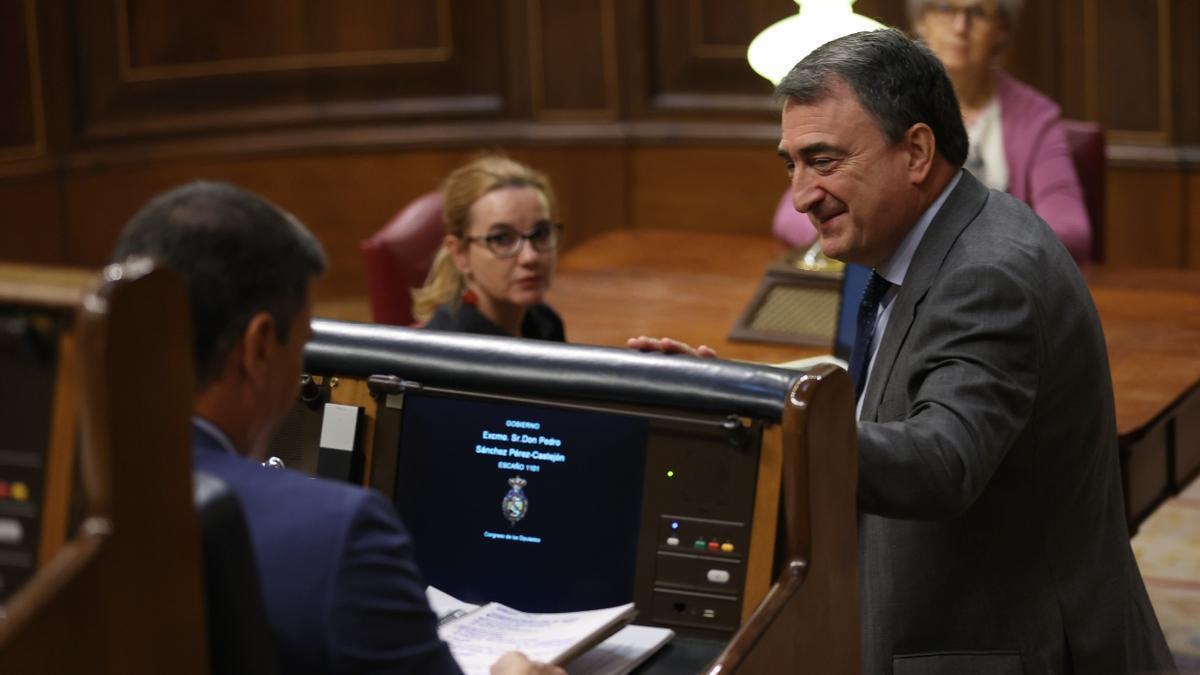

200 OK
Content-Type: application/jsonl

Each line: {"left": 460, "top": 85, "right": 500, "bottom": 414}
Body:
{"left": 461, "top": 287, "right": 479, "bottom": 306}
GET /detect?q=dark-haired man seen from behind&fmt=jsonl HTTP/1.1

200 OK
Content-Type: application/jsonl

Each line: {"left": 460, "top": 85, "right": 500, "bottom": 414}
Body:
{"left": 633, "top": 29, "right": 1173, "bottom": 673}
{"left": 111, "top": 181, "right": 563, "bottom": 675}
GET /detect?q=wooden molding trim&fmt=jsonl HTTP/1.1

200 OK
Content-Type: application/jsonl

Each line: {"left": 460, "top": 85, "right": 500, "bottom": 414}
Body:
{"left": 52, "top": 120, "right": 780, "bottom": 171}
{"left": 742, "top": 422, "right": 782, "bottom": 624}
{"left": 649, "top": 92, "right": 777, "bottom": 114}
{"left": 1108, "top": 143, "right": 1200, "bottom": 170}
{"left": 2, "top": 121, "right": 1198, "bottom": 180}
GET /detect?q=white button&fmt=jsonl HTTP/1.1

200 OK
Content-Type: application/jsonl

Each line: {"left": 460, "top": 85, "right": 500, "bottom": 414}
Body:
{"left": 706, "top": 569, "right": 730, "bottom": 584}
{"left": 666, "top": 536, "right": 680, "bottom": 546}
{"left": 0, "top": 518, "right": 23, "bottom": 544}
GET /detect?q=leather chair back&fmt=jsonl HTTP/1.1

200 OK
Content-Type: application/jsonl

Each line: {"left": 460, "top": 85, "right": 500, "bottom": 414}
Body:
{"left": 1060, "top": 119, "right": 1106, "bottom": 263}
{"left": 194, "top": 470, "right": 279, "bottom": 675}
{"left": 360, "top": 191, "right": 446, "bottom": 326}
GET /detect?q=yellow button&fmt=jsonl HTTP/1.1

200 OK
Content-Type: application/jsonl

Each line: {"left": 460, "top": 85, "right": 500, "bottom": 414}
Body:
{"left": 720, "top": 542, "right": 734, "bottom": 553}
{"left": 11, "top": 482, "right": 29, "bottom": 501}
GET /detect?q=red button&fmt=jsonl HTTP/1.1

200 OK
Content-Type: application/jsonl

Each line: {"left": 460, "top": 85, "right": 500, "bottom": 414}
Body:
{"left": 707, "top": 540, "right": 720, "bottom": 551}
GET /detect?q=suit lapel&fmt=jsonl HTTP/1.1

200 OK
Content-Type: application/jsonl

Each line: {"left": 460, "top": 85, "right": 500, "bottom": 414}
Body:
{"left": 860, "top": 172, "right": 990, "bottom": 419}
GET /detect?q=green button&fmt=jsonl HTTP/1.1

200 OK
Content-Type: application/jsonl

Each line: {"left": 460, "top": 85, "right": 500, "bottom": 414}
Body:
{"left": 693, "top": 539, "right": 707, "bottom": 550}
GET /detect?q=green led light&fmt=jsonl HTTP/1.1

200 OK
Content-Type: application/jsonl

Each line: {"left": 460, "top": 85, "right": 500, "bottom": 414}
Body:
{"left": 666, "top": 470, "right": 675, "bottom": 478}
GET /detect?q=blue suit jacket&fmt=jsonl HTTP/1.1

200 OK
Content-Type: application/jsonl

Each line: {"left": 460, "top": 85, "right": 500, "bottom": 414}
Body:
{"left": 192, "top": 423, "right": 463, "bottom": 675}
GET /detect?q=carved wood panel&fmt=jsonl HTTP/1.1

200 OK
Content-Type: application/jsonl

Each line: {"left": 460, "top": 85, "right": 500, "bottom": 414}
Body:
{"left": 2, "top": 0, "right": 1199, "bottom": 280}
{"left": 529, "top": 0, "right": 620, "bottom": 119}
{"left": 1093, "top": 0, "right": 1171, "bottom": 143}
{"left": 639, "top": 0, "right": 792, "bottom": 116}
{"left": 121, "top": 0, "right": 446, "bottom": 76}
{"left": 1170, "top": 0, "right": 1199, "bottom": 144}
{"left": 71, "top": 0, "right": 507, "bottom": 141}
{"left": 1105, "top": 168, "right": 1186, "bottom": 268}
{"left": 0, "top": 0, "right": 44, "bottom": 162}
{"left": 0, "top": 177, "right": 62, "bottom": 264}
{"left": 997, "top": 0, "right": 1063, "bottom": 106}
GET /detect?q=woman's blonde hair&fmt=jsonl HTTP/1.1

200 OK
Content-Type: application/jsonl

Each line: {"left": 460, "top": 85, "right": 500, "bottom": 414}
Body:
{"left": 411, "top": 155, "right": 557, "bottom": 322}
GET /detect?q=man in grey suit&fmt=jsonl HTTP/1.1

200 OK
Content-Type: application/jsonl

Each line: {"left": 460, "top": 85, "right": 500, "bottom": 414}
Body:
{"left": 634, "top": 28, "right": 1173, "bottom": 674}
{"left": 779, "top": 30, "right": 1172, "bottom": 674}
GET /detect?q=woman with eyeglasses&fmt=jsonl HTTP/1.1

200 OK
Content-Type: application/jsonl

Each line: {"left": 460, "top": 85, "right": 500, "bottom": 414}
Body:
{"left": 413, "top": 155, "right": 566, "bottom": 341}
{"left": 774, "top": 0, "right": 1091, "bottom": 262}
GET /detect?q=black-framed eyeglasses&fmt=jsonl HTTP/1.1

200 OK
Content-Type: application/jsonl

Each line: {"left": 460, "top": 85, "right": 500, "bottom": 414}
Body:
{"left": 925, "top": 1, "right": 997, "bottom": 23}
{"left": 463, "top": 221, "right": 564, "bottom": 259}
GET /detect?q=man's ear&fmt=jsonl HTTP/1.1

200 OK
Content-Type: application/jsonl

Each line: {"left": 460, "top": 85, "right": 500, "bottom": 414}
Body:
{"left": 904, "top": 123, "right": 937, "bottom": 184}
{"left": 240, "top": 312, "right": 277, "bottom": 390}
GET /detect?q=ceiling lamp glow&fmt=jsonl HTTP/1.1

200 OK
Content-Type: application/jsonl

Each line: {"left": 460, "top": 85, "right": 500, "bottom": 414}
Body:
{"left": 747, "top": 0, "right": 887, "bottom": 85}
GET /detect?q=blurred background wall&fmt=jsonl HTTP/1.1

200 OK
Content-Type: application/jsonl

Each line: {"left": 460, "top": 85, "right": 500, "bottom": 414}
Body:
{"left": 2, "top": 0, "right": 1197, "bottom": 299}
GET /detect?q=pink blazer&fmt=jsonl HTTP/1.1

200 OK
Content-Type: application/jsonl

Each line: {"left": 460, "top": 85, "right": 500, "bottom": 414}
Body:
{"left": 773, "top": 70, "right": 1093, "bottom": 262}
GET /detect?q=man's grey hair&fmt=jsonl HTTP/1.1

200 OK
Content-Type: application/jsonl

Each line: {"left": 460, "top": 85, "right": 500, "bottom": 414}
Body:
{"left": 775, "top": 29, "right": 968, "bottom": 169}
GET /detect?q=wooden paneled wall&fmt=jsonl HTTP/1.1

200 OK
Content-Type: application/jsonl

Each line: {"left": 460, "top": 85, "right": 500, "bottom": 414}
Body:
{"left": 1, "top": 0, "right": 1197, "bottom": 298}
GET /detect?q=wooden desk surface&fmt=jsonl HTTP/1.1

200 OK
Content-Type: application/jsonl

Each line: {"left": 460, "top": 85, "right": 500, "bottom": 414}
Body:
{"left": 546, "top": 228, "right": 1200, "bottom": 443}
{"left": 546, "top": 229, "right": 805, "bottom": 365}
{"left": 1083, "top": 267, "right": 1200, "bottom": 441}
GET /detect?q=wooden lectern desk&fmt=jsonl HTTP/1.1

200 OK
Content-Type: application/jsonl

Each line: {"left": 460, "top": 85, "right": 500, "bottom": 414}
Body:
{"left": 270, "top": 319, "right": 863, "bottom": 673}
{"left": 0, "top": 262, "right": 208, "bottom": 675}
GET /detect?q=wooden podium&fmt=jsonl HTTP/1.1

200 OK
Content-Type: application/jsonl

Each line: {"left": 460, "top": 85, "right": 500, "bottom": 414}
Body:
{"left": 0, "top": 262, "right": 207, "bottom": 675}
{"left": 275, "top": 319, "right": 863, "bottom": 673}
{"left": 708, "top": 363, "right": 859, "bottom": 672}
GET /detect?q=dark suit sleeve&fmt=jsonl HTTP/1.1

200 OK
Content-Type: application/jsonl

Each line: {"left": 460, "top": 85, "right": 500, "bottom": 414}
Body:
{"left": 856, "top": 258, "right": 1041, "bottom": 520}
{"left": 326, "top": 491, "right": 464, "bottom": 675}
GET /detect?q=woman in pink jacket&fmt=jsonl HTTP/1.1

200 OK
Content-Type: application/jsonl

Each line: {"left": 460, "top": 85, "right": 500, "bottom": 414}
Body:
{"left": 774, "top": 0, "right": 1092, "bottom": 262}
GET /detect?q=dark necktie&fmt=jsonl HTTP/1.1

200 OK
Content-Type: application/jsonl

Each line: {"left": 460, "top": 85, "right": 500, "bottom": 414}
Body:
{"left": 848, "top": 271, "right": 894, "bottom": 399}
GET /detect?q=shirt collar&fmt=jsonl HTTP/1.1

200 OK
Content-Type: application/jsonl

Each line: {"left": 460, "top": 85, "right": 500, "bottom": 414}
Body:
{"left": 192, "top": 416, "right": 240, "bottom": 456}
{"left": 876, "top": 170, "right": 962, "bottom": 287}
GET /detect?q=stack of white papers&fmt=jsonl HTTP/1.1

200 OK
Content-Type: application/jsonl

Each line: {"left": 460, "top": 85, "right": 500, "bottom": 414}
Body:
{"left": 427, "top": 587, "right": 673, "bottom": 675}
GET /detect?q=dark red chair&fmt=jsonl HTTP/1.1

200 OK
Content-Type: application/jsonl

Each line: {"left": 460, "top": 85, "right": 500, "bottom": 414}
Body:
{"left": 1060, "top": 119, "right": 1106, "bottom": 263}
{"left": 359, "top": 191, "right": 446, "bottom": 326}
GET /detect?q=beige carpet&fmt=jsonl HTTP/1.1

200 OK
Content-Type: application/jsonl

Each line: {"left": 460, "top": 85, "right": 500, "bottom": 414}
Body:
{"left": 1133, "top": 477, "right": 1200, "bottom": 670}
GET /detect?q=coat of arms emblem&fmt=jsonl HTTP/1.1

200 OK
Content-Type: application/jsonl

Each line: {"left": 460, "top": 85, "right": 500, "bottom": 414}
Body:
{"left": 501, "top": 475, "right": 529, "bottom": 525}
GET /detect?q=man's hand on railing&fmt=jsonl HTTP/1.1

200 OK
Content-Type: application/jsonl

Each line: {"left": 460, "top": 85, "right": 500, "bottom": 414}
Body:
{"left": 626, "top": 336, "right": 719, "bottom": 359}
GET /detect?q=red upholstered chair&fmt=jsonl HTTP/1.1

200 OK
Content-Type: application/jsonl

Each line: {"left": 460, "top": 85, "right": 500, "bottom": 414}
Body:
{"left": 1060, "top": 119, "right": 1106, "bottom": 263}
{"left": 360, "top": 191, "right": 446, "bottom": 326}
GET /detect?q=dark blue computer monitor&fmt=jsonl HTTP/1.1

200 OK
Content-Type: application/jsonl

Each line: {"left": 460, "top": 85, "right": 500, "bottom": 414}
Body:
{"left": 833, "top": 263, "right": 871, "bottom": 361}
{"left": 391, "top": 390, "right": 649, "bottom": 613}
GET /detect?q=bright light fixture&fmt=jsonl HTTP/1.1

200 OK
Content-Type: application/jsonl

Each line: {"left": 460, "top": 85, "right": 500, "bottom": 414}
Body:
{"left": 747, "top": 0, "right": 887, "bottom": 85}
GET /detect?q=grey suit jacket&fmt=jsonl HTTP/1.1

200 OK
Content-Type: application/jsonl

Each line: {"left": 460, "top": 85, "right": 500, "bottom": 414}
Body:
{"left": 856, "top": 172, "right": 1173, "bottom": 674}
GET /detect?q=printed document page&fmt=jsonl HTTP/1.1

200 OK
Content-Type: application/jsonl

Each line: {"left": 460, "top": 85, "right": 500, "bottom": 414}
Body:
{"left": 437, "top": 601, "right": 635, "bottom": 675}
{"left": 427, "top": 586, "right": 672, "bottom": 674}
{"left": 565, "top": 624, "right": 676, "bottom": 675}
